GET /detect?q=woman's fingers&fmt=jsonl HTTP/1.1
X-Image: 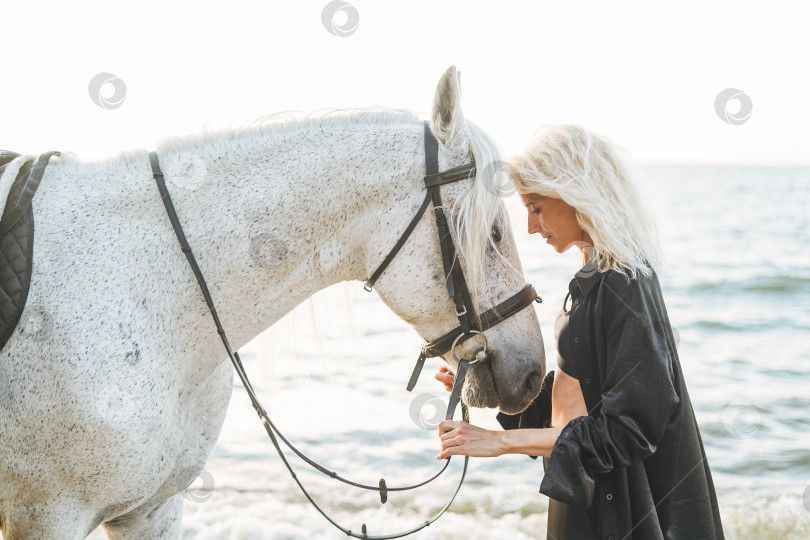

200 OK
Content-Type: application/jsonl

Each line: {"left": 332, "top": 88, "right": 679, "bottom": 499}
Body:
{"left": 439, "top": 419, "right": 464, "bottom": 432}
{"left": 437, "top": 420, "right": 467, "bottom": 459}
{"left": 436, "top": 420, "right": 504, "bottom": 459}
{"left": 438, "top": 419, "right": 463, "bottom": 437}
{"left": 437, "top": 425, "right": 463, "bottom": 459}
{"left": 436, "top": 375, "right": 455, "bottom": 391}
{"left": 434, "top": 366, "right": 455, "bottom": 392}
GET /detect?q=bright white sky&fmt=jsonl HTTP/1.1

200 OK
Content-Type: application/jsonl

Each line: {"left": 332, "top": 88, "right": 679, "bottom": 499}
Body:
{"left": 2, "top": 1, "right": 809, "bottom": 166}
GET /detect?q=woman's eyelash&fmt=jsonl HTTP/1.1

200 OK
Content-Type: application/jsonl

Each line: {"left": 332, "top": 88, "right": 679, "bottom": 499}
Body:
{"left": 529, "top": 205, "right": 541, "bottom": 215}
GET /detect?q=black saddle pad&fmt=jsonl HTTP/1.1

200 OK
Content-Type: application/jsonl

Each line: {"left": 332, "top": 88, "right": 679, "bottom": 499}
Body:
{"left": 0, "top": 150, "right": 60, "bottom": 351}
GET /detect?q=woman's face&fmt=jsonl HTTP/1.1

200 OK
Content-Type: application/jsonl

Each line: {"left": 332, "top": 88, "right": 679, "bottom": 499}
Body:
{"left": 519, "top": 193, "right": 591, "bottom": 254}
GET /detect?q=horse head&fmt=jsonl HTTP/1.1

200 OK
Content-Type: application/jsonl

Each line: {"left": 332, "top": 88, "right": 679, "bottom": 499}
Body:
{"left": 368, "top": 66, "right": 545, "bottom": 414}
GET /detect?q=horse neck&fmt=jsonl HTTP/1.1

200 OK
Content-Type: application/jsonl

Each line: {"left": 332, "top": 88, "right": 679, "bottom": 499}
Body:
{"left": 159, "top": 121, "right": 423, "bottom": 349}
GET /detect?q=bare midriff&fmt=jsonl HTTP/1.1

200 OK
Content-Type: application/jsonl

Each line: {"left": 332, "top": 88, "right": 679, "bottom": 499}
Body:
{"left": 551, "top": 368, "right": 588, "bottom": 428}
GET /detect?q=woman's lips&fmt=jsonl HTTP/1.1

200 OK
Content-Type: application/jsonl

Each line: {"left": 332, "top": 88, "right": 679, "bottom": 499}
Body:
{"left": 545, "top": 236, "right": 552, "bottom": 244}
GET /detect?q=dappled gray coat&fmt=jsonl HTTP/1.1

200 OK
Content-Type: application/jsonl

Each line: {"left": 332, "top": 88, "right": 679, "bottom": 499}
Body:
{"left": 498, "top": 259, "right": 725, "bottom": 539}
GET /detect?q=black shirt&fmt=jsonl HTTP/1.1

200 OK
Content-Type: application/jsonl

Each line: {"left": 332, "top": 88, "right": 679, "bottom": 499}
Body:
{"left": 497, "top": 259, "right": 725, "bottom": 539}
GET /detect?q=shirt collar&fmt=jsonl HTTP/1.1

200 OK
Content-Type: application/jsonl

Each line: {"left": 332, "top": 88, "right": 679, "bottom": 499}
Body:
{"left": 570, "top": 259, "right": 602, "bottom": 297}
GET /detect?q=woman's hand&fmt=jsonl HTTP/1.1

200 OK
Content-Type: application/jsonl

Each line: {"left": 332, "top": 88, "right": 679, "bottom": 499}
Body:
{"left": 434, "top": 365, "right": 454, "bottom": 392}
{"left": 437, "top": 420, "right": 506, "bottom": 459}
{"left": 435, "top": 366, "right": 505, "bottom": 459}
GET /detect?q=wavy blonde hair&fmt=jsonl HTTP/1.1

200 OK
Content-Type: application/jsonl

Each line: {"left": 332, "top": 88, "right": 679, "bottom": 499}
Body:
{"left": 508, "top": 124, "right": 665, "bottom": 280}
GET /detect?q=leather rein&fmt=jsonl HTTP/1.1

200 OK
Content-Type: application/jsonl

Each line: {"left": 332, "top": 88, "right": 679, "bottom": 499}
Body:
{"left": 148, "top": 121, "right": 541, "bottom": 539}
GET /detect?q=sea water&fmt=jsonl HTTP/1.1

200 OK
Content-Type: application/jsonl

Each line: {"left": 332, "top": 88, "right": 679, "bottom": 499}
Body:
{"left": 87, "top": 165, "right": 810, "bottom": 539}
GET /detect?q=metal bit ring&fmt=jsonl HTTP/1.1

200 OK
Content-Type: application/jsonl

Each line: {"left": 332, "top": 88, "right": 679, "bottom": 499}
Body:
{"left": 451, "top": 330, "right": 488, "bottom": 365}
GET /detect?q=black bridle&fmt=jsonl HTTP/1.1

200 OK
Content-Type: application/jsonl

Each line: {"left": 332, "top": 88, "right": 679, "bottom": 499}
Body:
{"left": 365, "top": 122, "right": 541, "bottom": 422}
{"left": 148, "top": 120, "right": 541, "bottom": 539}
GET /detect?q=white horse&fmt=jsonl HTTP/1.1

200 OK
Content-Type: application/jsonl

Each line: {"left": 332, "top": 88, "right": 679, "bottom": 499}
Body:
{"left": 0, "top": 66, "right": 545, "bottom": 539}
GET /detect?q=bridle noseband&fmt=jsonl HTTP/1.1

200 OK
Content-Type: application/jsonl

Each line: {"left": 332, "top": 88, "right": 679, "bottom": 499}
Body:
{"left": 148, "top": 120, "right": 541, "bottom": 539}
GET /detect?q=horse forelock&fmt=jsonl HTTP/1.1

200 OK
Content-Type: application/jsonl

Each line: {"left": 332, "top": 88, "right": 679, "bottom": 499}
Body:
{"left": 450, "top": 119, "right": 518, "bottom": 318}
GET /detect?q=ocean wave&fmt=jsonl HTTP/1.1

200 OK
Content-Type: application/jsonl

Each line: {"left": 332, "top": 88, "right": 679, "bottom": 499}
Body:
{"left": 686, "top": 274, "right": 810, "bottom": 295}
{"left": 83, "top": 487, "right": 810, "bottom": 539}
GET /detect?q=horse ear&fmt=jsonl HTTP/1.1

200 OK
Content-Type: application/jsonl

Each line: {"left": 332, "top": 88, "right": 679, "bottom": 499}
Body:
{"left": 430, "top": 65, "right": 466, "bottom": 149}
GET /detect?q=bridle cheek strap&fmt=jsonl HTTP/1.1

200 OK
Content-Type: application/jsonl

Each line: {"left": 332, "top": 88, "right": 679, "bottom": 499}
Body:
{"left": 365, "top": 122, "right": 542, "bottom": 407}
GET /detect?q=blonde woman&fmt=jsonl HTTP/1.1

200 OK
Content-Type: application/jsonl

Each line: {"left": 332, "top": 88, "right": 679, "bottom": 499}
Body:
{"left": 435, "top": 125, "right": 724, "bottom": 539}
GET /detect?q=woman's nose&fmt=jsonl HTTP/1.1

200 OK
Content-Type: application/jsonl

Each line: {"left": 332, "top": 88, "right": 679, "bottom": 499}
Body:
{"left": 528, "top": 215, "right": 542, "bottom": 235}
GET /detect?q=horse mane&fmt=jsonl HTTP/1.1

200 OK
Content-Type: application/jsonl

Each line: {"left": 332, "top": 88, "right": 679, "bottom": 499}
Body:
{"left": 58, "top": 106, "right": 513, "bottom": 315}
{"left": 56, "top": 106, "right": 421, "bottom": 169}
{"left": 155, "top": 106, "right": 421, "bottom": 157}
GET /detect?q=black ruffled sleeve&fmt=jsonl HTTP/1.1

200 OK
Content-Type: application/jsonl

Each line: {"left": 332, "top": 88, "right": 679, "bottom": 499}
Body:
{"left": 496, "top": 370, "right": 555, "bottom": 460}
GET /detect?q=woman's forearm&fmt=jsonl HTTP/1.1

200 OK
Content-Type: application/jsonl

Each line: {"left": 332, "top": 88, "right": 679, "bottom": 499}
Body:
{"left": 500, "top": 426, "right": 564, "bottom": 458}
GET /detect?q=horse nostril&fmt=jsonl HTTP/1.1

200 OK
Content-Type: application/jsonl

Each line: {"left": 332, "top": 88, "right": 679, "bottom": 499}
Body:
{"left": 524, "top": 370, "right": 542, "bottom": 393}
